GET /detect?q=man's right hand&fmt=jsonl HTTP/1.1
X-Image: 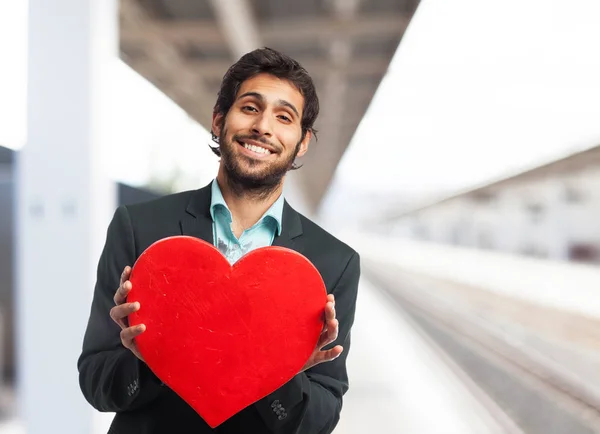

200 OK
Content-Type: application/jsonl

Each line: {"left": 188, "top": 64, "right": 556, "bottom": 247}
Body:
{"left": 110, "top": 265, "right": 146, "bottom": 361}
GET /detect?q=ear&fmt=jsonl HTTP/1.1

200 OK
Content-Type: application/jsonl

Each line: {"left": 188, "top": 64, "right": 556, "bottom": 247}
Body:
{"left": 296, "top": 130, "right": 312, "bottom": 158}
{"left": 212, "top": 112, "right": 224, "bottom": 138}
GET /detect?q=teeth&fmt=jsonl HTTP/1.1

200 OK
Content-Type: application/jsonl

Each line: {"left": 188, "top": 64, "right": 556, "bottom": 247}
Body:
{"left": 243, "top": 143, "right": 271, "bottom": 155}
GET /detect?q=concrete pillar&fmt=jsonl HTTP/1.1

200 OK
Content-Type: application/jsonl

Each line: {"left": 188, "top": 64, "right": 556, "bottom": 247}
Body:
{"left": 16, "top": 0, "right": 118, "bottom": 432}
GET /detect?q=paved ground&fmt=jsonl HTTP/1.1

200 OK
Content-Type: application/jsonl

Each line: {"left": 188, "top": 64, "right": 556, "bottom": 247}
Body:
{"left": 333, "top": 278, "right": 504, "bottom": 434}
{"left": 365, "top": 261, "right": 600, "bottom": 434}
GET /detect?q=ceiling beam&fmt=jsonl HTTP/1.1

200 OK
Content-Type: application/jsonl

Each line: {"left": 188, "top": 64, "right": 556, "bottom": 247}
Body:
{"left": 208, "top": 0, "right": 261, "bottom": 59}
{"left": 299, "top": 0, "right": 363, "bottom": 213}
{"left": 128, "top": 56, "right": 390, "bottom": 82}
{"left": 120, "top": 0, "right": 214, "bottom": 128}
{"left": 119, "top": 0, "right": 412, "bottom": 212}
{"left": 262, "top": 11, "right": 408, "bottom": 44}
{"left": 120, "top": 13, "right": 410, "bottom": 47}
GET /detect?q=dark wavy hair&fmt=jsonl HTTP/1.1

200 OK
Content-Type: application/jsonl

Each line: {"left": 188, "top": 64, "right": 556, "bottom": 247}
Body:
{"left": 209, "top": 47, "right": 319, "bottom": 169}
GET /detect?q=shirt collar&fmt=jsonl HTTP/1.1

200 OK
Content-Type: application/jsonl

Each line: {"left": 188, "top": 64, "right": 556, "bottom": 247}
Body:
{"left": 210, "top": 179, "right": 284, "bottom": 236}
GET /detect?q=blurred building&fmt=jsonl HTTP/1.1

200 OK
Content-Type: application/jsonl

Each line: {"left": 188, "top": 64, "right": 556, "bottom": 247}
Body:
{"left": 381, "top": 144, "right": 600, "bottom": 264}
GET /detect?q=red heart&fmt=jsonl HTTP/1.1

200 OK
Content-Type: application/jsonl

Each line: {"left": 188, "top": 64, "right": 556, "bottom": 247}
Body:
{"left": 127, "top": 236, "right": 326, "bottom": 427}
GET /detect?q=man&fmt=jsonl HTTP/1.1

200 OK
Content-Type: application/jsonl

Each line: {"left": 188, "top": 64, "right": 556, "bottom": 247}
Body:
{"left": 78, "top": 47, "right": 360, "bottom": 434}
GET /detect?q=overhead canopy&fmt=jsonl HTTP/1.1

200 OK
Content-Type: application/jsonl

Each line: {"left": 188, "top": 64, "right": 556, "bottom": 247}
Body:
{"left": 119, "top": 0, "right": 419, "bottom": 212}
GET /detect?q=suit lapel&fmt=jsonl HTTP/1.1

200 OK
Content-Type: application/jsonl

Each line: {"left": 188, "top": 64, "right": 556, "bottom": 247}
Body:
{"left": 180, "top": 182, "right": 214, "bottom": 244}
{"left": 272, "top": 200, "right": 303, "bottom": 252}
{"left": 179, "top": 183, "right": 303, "bottom": 250}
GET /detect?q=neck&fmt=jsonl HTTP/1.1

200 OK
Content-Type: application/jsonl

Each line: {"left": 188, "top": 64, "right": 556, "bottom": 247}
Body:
{"left": 216, "top": 170, "right": 283, "bottom": 233}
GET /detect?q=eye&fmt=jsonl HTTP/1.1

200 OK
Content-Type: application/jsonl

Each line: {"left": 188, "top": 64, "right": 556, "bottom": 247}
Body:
{"left": 242, "top": 105, "right": 258, "bottom": 112}
{"left": 278, "top": 114, "right": 292, "bottom": 122}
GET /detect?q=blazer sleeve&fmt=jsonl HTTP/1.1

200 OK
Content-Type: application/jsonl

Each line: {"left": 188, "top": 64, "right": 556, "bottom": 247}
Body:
{"left": 77, "top": 205, "right": 165, "bottom": 412}
{"left": 253, "top": 251, "right": 361, "bottom": 434}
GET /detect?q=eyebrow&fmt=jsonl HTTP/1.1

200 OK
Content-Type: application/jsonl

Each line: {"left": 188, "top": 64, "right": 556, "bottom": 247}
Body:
{"left": 237, "top": 91, "right": 300, "bottom": 119}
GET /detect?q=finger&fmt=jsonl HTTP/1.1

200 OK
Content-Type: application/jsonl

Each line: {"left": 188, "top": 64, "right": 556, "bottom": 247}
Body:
{"left": 325, "top": 301, "right": 335, "bottom": 322}
{"left": 317, "top": 319, "right": 338, "bottom": 348}
{"left": 120, "top": 266, "right": 131, "bottom": 286}
{"left": 320, "top": 302, "right": 337, "bottom": 335}
{"left": 313, "top": 346, "right": 343, "bottom": 365}
{"left": 317, "top": 334, "right": 332, "bottom": 350}
{"left": 317, "top": 330, "right": 328, "bottom": 349}
{"left": 327, "top": 318, "right": 339, "bottom": 343}
{"left": 328, "top": 318, "right": 339, "bottom": 342}
{"left": 120, "top": 324, "right": 146, "bottom": 348}
{"left": 114, "top": 279, "right": 132, "bottom": 305}
{"left": 110, "top": 302, "right": 140, "bottom": 329}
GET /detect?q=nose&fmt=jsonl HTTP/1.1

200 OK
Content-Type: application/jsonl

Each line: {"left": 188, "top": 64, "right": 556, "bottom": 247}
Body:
{"left": 252, "top": 112, "right": 273, "bottom": 137}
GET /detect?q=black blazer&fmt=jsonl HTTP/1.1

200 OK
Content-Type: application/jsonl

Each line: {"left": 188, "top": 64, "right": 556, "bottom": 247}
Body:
{"left": 77, "top": 182, "right": 360, "bottom": 434}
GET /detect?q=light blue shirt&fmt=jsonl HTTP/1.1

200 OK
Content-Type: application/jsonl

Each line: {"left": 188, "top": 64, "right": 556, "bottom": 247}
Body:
{"left": 210, "top": 179, "right": 284, "bottom": 264}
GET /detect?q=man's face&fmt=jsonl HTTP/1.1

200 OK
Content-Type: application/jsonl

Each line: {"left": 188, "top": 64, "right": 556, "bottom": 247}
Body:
{"left": 212, "top": 73, "right": 311, "bottom": 192}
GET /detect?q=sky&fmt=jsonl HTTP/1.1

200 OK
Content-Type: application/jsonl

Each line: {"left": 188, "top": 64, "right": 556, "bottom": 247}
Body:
{"left": 2, "top": 0, "right": 600, "bottom": 217}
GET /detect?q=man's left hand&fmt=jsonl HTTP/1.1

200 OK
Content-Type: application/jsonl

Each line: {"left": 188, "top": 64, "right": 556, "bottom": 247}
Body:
{"left": 301, "top": 294, "right": 343, "bottom": 372}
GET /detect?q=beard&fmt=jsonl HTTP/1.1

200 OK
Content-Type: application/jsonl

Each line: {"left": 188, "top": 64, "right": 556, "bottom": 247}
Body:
{"left": 219, "top": 127, "right": 301, "bottom": 199}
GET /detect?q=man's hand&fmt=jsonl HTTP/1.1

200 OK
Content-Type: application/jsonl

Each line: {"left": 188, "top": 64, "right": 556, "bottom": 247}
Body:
{"left": 301, "top": 294, "right": 343, "bottom": 372}
{"left": 109, "top": 266, "right": 146, "bottom": 361}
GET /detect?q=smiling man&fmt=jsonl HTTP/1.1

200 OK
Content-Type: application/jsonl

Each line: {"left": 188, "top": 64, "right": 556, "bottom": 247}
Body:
{"left": 78, "top": 47, "right": 360, "bottom": 434}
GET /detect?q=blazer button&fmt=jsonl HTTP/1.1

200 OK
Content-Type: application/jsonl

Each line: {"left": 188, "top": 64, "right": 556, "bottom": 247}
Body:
{"left": 270, "top": 400, "right": 280, "bottom": 409}
{"left": 278, "top": 412, "right": 288, "bottom": 420}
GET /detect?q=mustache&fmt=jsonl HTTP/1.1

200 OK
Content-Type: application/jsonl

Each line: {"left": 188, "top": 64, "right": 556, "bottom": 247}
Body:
{"left": 233, "top": 134, "right": 279, "bottom": 152}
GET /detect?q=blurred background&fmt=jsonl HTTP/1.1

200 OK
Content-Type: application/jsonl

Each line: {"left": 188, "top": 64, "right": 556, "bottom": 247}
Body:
{"left": 1, "top": 0, "right": 600, "bottom": 432}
